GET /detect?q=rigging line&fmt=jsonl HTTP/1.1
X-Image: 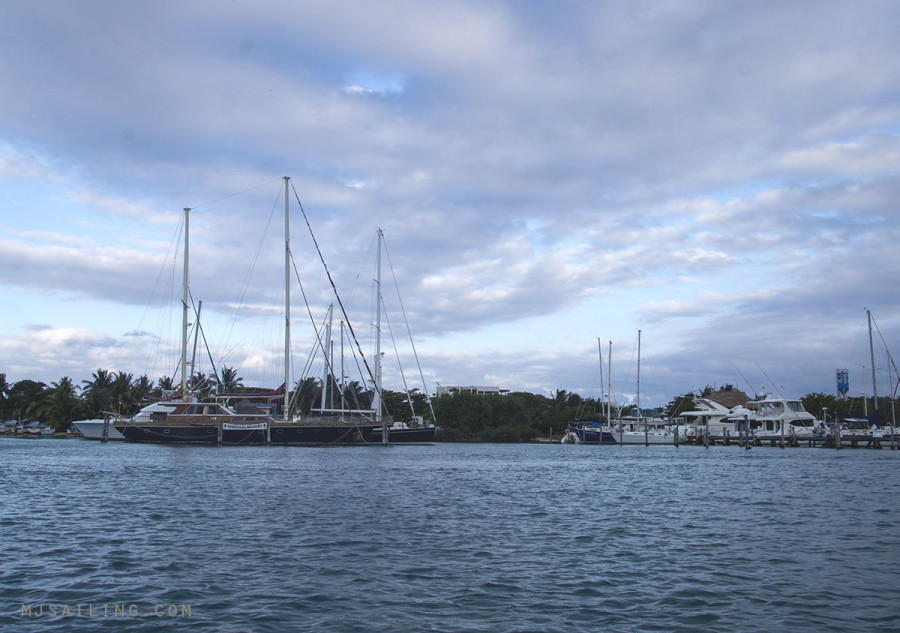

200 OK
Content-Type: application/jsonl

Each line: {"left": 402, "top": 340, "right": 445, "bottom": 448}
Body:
{"left": 871, "top": 314, "right": 900, "bottom": 382}
{"left": 189, "top": 292, "right": 221, "bottom": 389}
{"left": 288, "top": 251, "right": 348, "bottom": 412}
{"left": 126, "top": 215, "right": 184, "bottom": 373}
{"left": 841, "top": 313, "right": 869, "bottom": 371}
{"left": 754, "top": 361, "right": 785, "bottom": 398}
{"left": 221, "top": 183, "right": 281, "bottom": 354}
{"left": 187, "top": 178, "right": 284, "bottom": 211}
{"left": 347, "top": 233, "right": 376, "bottom": 314}
{"left": 731, "top": 363, "right": 755, "bottom": 397}
{"left": 381, "top": 233, "right": 437, "bottom": 422}
{"left": 380, "top": 295, "right": 414, "bottom": 419}
{"left": 297, "top": 325, "right": 323, "bottom": 387}
{"left": 289, "top": 180, "right": 380, "bottom": 405}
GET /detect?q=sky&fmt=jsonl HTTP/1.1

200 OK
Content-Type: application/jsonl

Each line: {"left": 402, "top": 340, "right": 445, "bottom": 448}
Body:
{"left": 1, "top": 0, "right": 899, "bottom": 410}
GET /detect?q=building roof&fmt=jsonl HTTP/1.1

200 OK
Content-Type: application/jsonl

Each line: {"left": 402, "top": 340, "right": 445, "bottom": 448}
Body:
{"left": 705, "top": 390, "right": 750, "bottom": 409}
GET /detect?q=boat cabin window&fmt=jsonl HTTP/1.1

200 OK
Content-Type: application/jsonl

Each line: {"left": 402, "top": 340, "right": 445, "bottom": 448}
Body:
{"left": 787, "top": 402, "right": 805, "bottom": 412}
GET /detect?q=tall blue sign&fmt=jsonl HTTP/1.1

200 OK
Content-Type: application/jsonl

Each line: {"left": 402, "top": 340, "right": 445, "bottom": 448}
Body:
{"left": 836, "top": 369, "right": 849, "bottom": 396}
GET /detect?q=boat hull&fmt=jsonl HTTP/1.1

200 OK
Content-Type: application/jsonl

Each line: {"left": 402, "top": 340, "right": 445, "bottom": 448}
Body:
{"left": 362, "top": 426, "right": 437, "bottom": 444}
{"left": 116, "top": 421, "right": 433, "bottom": 445}
{"left": 615, "top": 431, "right": 676, "bottom": 445}
{"left": 571, "top": 427, "right": 616, "bottom": 444}
{"left": 73, "top": 419, "right": 126, "bottom": 441}
{"left": 116, "top": 424, "right": 218, "bottom": 443}
{"left": 269, "top": 423, "right": 380, "bottom": 445}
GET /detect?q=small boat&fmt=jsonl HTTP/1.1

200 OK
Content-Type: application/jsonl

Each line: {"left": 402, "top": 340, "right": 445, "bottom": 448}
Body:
{"left": 836, "top": 413, "right": 886, "bottom": 447}
{"left": 565, "top": 339, "right": 616, "bottom": 444}
{"left": 612, "top": 415, "right": 678, "bottom": 445}
{"left": 567, "top": 419, "right": 615, "bottom": 444}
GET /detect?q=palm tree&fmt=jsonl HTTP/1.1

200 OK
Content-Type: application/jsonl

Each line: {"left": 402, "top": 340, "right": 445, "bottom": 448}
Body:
{"left": 128, "top": 375, "right": 154, "bottom": 414}
{"left": 155, "top": 375, "right": 175, "bottom": 398}
{"left": 36, "top": 377, "right": 82, "bottom": 431}
{"left": 82, "top": 369, "right": 114, "bottom": 417}
{"left": 341, "top": 381, "right": 370, "bottom": 410}
{"left": 110, "top": 372, "right": 134, "bottom": 413}
{"left": 292, "top": 377, "right": 321, "bottom": 415}
{"left": 190, "top": 372, "right": 212, "bottom": 399}
{"left": 219, "top": 366, "right": 244, "bottom": 393}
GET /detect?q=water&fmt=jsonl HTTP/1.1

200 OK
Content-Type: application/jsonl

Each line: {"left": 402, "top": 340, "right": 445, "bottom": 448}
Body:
{"left": 2, "top": 438, "right": 899, "bottom": 632}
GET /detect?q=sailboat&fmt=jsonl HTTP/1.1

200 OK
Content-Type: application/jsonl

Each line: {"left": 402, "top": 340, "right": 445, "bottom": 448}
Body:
{"left": 566, "top": 339, "right": 616, "bottom": 444}
{"left": 613, "top": 329, "right": 677, "bottom": 445}
{"left": 116, "top": 177, "right": 433, "bottom": 445}
{"left": 115, "top": 202, "right": 288, "bottom": 444}
{"left": 836, "top": 309, "right": 898, "bottom": 448}
{"left": 318, "top": 228, "right": 437, "bottom": 445}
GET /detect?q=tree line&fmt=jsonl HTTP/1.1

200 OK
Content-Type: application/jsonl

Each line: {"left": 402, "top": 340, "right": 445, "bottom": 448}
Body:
{"left": 0, "top": 368, "right": 434, "bottom": 433}
{"left": 2, "top": 370, "right": 895, "bottom": 439}
{"left": 0, "top": 368, "right": 246, "bottom": 432}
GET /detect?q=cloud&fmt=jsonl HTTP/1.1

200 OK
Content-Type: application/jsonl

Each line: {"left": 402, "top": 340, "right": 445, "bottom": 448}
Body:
{"left": 1, "top": 1, "right": 899, "bottom": 403}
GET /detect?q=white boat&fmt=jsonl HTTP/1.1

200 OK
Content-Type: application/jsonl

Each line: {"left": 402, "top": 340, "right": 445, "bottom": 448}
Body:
{"left": 610, "top": 329, "right": 677, "bottom": 445}
{"left": 682, "top": 397, "right": 737, "bottom": 439}
{"left": 614, "top": 426, "right": 678, "bottom": 445}
{"left": 726, "top": 395, "right": 818, "bottom": 440}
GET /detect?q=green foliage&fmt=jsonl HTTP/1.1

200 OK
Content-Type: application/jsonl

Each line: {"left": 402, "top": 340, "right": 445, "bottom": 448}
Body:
{"left": 381, "top": 388, "right": 433, "bottom": 423}
{"left": 6, "top": 379, "right": 47, "bottom": 419}
{"left": 342, "top": 381, "right": 371, "bottom": 410}
{"left": 156, "top": 375, "right": 175, "bottom": 394}
{"left": 218, "top": 366, "right": 244, "bottom": 393}
{"left": 432, "top": 390, "right": 579, "bottom": 442}
{"left": 664, "top": 392, "right": 696, "bottom": 418}
{"left": 35, "top": 377, "right": 83, "bottom": 431}
{"left": 292, "top": 377, "right": 322, "bottom": 415}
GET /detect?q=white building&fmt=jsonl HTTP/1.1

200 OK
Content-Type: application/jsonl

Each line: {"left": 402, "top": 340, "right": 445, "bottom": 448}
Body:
{"left": 436, "top": 385, "right": 509, "bottom": 396}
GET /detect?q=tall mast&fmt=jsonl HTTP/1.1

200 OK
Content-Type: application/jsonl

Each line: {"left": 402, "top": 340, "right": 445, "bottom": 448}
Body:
{"left": 374, "top": 229, "right": 383, "bottom": 424}
{"left": 321, "top": 304, "right": 333, "bottom": 410}
{"left": 607, "top": 340, "right": 612, "bottom": 424}
{"left": 181, "top": 207, "right": 190, "bottom": 400}
{"left": 284, "top": 177, "right": 290, "bottom": 421}
{"left": 868, "top": 309, "right": 879, "bottom": 424}
{"left": 636, "top": 329, "right": 641, "bottom": 424}
{"left": 597, "top": 338, "right": 604, "bottom": 420}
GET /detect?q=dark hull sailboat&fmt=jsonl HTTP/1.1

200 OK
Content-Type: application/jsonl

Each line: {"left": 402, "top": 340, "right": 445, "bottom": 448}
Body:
{"left": 568, "top": 422, "right": 616, "bottom": 444}
{"left": 118, "top": 178, "right": 435, "bottom": 447}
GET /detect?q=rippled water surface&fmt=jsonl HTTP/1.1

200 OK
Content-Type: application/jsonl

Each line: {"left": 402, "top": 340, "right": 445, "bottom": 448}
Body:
{"left": 2, "top": 438, "right": 899, "bottom": 632}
